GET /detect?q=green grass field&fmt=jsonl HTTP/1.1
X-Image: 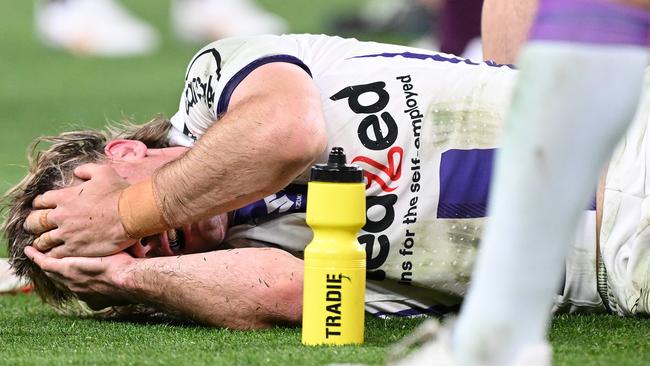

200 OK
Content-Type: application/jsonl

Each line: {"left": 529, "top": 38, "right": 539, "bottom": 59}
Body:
{"left": 2, "top": 1, "right": 650, "bottom": 365}
{"left": 3, "top": 294, "right": 650, "bottom": 366}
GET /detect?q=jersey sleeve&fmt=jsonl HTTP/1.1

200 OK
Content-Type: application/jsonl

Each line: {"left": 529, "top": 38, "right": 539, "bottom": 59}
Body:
{"left": 168, "top": 35, "right": 312, "bottom": 146}
{"left": 223, "top": 213, "right": 312, "bottom": 258}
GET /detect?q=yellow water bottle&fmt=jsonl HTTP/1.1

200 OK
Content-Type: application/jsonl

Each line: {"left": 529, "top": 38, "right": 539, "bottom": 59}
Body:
{"left": 301, "top": 147, "right": 366, "bottom": 346}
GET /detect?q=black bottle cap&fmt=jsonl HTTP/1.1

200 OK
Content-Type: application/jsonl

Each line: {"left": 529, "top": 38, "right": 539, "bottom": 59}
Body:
{"left": 310, "top": 147, "right": 364, "bottom": 183}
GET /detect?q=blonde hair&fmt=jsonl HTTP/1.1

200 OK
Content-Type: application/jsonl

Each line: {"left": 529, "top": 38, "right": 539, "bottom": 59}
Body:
{"left": 2, "top": 116, "right": 171, "bottom": 312}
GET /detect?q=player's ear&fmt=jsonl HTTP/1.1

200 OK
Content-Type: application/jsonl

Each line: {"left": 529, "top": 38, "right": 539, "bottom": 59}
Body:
{"left": 104, "top": 140, "right": 147, "bottom": 161}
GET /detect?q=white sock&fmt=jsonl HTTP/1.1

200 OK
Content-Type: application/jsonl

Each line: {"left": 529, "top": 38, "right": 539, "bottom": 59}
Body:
{"left": 452, "top": 42, "right": 648, "bottom": 366}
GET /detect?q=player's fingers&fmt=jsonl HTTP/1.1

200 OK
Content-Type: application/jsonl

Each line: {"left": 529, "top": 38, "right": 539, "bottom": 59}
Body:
{"left": 32, "top": 183, "right": 88, "bottom": 208}
{"left": 23, "top": 209, "right": 57, "bottom": 235}
{"left": 24, "top": 246, "right": 43, "bottom": 265}
{"left": 73, "top": 163, "right": 108, "bottom": 180}
{"left": 32, "top": 230, "right": 64, "bottom": 252}
{"left": 32, "top": 190, "right": 62, "bottom": 209}
{"left": 24, "top": 246, "right": 57, "bottom": 273}
{"left": 45, "top": 245, "right": 69, "bottom": 259}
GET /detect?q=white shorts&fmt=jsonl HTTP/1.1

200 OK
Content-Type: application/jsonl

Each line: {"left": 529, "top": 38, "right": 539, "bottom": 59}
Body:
{"left": 600, "top": 72, "right": 650, "bottom": 315}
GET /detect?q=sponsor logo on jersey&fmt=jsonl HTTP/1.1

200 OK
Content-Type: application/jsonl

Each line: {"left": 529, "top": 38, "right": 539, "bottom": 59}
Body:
{"left": 182, "top": 48, "right": 222, "bottom": 140}
{"left": 330, "top": 74, "right": 427, "bottom": 284}
{"left": 232, "top": 184, "right": 307, "bottom": 225}
{"left": 264, "top": 192, "right": 301, "bottom": 214}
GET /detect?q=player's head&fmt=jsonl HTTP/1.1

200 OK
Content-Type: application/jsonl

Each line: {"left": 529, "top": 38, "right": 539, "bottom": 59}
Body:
{"left": 1, "top": 117, "right": 228, "bottom": 311}
{"left": 1, "top": 117, "right": 171, "bottom": 308}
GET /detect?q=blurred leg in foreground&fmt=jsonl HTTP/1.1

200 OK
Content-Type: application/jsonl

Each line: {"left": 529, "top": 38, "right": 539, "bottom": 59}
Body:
{"left": 454, "top": 0, "right": 649, "bottom": 365}
{"left": 390, "top": 1, "right": 649, "bottom": 365}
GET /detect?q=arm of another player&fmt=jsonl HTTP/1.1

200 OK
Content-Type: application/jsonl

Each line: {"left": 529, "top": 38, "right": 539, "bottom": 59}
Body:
{"left": 25, "top": 246, "right": 304, "bottom": 328}
{"left": 27, "top": 62, "right": 327, "bottom": 257}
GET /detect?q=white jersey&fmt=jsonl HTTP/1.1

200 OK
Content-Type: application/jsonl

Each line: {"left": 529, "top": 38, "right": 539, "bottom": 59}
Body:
{"left": 168, "top": 34, "right": 604, "bottom": 316}
{"left": 599, "top": 70, "right": 650, "bottom": 316}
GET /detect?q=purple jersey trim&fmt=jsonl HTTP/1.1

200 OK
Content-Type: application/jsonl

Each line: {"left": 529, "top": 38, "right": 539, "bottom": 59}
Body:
{"left": 436, "top": 148, "right": 596, "bottom": 218}
{"left": 216, "top": 55, "right": 312, "bottom": 116}
{"left": 232, "top": 184, "right": 308, "bottom": 225}
{"left": 349, "top": 51, "right": 516, "bottom": 69}
{"left": 438, "top": 149, "right": 494, "bottom": 219}
{"left": 531, "top": 0, "right": 650, "bottom": 46}
{"left": 369, "top": 303, "right": 460, "bottom": 317}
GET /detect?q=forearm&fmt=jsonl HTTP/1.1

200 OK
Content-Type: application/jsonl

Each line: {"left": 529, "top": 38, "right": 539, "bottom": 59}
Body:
{"left": 118, "top": 248, "right": 304, "bottom": 329}
{"left": 154, "top": 63, "right": 327, "bottom": 228}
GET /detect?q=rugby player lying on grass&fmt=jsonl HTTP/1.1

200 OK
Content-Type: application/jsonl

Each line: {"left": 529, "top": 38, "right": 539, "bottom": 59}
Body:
{"left": 3, "top": 118, "right": 303, "bottom": 328}
{"left": 7, "top": 34, "right": 650, "bottom": 327}
{"left": 0, "top": 111, "right": 640, "bottom": 327}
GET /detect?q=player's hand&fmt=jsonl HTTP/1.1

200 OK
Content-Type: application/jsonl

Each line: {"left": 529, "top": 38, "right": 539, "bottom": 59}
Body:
{"left": 23, "top": 163, "right": 137, "bottom": 258}
{"left": 24, "top": 246, "right": 135, "bottom": 310}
